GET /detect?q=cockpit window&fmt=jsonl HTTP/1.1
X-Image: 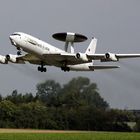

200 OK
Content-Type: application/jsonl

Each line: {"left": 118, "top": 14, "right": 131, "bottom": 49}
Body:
{"left": 11, "top": 33, "right": 21, "bottom": 36}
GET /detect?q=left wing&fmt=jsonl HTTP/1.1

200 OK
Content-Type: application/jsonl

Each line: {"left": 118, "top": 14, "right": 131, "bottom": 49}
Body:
{"left": 87, "top": 53, "right": 140, "bottom": 62}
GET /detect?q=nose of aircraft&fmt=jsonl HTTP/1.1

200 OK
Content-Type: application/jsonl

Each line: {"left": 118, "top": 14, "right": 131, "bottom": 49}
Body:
{"left": 9, "top": 35, "right": 16, "bottom": 45}
{"left": 9, "top": 35, "right": 14, "bottom": 40}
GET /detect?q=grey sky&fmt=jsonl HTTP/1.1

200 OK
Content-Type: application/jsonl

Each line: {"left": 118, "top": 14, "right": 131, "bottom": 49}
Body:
{"left": 0, "top": 0, "right": 140, "bottom": 109}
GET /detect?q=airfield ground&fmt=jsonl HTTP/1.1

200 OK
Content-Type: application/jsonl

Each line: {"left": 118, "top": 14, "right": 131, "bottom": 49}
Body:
{"left": 0, "top": 129, "right": 140, "bottom": 140}
{"left": 0, "top": 128, "right": 85, "bottom": 133}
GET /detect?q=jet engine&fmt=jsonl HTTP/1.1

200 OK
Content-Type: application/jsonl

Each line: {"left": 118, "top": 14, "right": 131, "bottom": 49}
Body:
{"left": 105, "top": 53, "right": 118, "bottom": 61}
{"left": 0, "top": 55, "right": 7, "bottom": 64}
{"left": 6, "top": 54, "right": 25, "bottom": 64}
{"left": 76, "top": 53, "right": 88, "bottom": 62}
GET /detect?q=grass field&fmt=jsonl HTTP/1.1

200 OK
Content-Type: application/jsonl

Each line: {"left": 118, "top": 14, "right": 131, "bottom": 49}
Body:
{"left": 0, "top": 129, "right": 139, "bottom": 140}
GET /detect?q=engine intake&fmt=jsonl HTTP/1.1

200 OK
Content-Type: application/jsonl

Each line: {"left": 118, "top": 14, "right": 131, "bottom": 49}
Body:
{"left": 105, "top": 52, "right": 118, "bottom": 62}
{"left": 6, "top": 54, "right": 25, "bottom": 64}
{"left": 76, "top": 53, "right": 88, "bottom": 62}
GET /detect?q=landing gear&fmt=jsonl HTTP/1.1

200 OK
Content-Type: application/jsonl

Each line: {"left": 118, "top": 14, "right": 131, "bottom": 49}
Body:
{"left": 38, "top": 62, "right": 47, "bottom": 72}
{"left": 17, "top": 50, "right": 21, "bottom": 55}
{"left": 61, "top": 61, "right": 70, "bottom": 72}
{"left": 17, "top": 47, "right": 22, "bottom": 55}
{"left": 61, "top": 67, "right": 70, "bottom": 72}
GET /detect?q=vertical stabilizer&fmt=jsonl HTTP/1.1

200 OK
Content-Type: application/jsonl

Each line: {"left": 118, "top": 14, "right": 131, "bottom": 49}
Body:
{"left": 85, "top": 38, "right": 97, "bottom": 54}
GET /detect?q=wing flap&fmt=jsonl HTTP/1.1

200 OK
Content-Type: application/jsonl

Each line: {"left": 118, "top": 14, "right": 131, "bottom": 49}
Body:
{"left": 17, "top": 54, "right": 40, "bottom": 61}
{"left": 43, "top": 53, "right": 84, "bottom": 65}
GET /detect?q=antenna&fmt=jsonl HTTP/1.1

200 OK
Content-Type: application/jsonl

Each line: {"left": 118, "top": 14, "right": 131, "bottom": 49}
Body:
{"left": 52, "top": 32, "right": 88, "bottom": 53}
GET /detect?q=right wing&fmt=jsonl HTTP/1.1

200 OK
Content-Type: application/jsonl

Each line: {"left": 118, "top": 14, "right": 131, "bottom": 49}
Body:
{"left": 16, "top": 54, "right": 42, "bottom": 65}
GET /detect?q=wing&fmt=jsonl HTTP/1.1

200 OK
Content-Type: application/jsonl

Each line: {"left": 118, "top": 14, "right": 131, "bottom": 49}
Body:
{"left": 16, "top": 53, "right": 86, "bottom": 66}
{"left": 87, "top": 53, "right": 140, "bottom": 62}
{"left": 42, "top": 53, "right": 87, "bottom": 65}
{"left": 51, "top": 52, "right": 140, "bottom": 64}
{"left": 17, "top": 54, "right": 42, "bottom": 65}
{"left": 115, "top": 54, "right": 140, "bottom": 58}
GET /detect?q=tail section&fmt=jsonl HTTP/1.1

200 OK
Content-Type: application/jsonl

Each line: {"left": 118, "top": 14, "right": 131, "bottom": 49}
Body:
{"left": 85, "top": 38, "right": 97, "bottom": 54}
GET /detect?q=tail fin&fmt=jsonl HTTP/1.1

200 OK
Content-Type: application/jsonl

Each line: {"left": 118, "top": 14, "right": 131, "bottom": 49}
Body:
{"left": 85, "top": 38, "right": 97, "bottom": 54}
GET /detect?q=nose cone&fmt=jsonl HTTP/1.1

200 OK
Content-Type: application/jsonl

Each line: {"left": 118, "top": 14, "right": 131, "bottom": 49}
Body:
{"left": 9, "top": 35, "right": 13, "bottom": 40}
{"left": 9, "top": 35, "right": 16, "bottom": 46}
{"left": 9, "top": 35, "right": 16, "bottom": 41}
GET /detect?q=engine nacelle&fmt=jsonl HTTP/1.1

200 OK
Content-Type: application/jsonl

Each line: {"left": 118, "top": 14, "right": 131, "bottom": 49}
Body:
{"left": 104, "top": 52, "right": 118, "bottom": 62}
{"left": 0, "top": 55, "right": 7, "bottom": 64}
{"left": 6, "top": 54, "right": 25, "bottom": 64}
{"left": 76, "top": 53, "right": 88, "bottom": 62}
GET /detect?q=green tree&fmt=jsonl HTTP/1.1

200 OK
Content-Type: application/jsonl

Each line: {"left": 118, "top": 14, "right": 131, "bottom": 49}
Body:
{"left": 36, "top": 80, "right": 61, "bottom": 106}
{"left": 14, "top": 101, "right": 56, "bottom": 129}
{"left": 59, "top": 77, "right": 109, "bottom": 109}
{"left": 6, "top": 90, "right": 34, "bottom": 104}
{"left": 0, "top": 100, "right": 17, "bottom": 128}
{"left": 0, "top": 94, "right": 2, "bottom": 102}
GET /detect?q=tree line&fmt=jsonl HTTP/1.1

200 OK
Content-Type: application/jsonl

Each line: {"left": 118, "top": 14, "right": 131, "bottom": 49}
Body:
{"left": 0, "top": 77, "right": 139, "bottom": 131}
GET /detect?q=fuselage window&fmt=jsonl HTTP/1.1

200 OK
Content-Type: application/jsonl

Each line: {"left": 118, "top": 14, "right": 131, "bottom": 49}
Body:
{"left": 11, "top": 33, "right": 21, "bottom": 36}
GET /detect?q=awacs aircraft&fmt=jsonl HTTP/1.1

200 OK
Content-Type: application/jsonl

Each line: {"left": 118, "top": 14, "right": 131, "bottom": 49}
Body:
{"left": 1, "top": 32, "right": 140, "bottom": 72}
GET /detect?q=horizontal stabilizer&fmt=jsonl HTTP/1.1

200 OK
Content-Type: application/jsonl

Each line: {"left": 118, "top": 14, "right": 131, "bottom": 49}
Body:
{"left": 89, "top": 65, "right": 120, "bottom": 70}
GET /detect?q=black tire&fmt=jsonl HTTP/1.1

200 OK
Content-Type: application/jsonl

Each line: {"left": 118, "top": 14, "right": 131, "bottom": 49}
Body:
{"left": 38, "top": 66, "right": 41, "bottom": 71}
{"left": 43, "top": 68, "right": 47, "bottom": 72}
{"left": 17, "top": 51, "right": 21, "bottom": 55}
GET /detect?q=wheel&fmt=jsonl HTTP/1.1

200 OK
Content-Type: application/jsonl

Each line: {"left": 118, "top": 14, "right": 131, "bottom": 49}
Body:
{"left": 61, "top": 67, "right": 70, "bottom": 72}
{"left": 38, "top": 66, "right": 41, "bottom": 71}
{"left": 43, "top": 68, "right": 47, "bottom": 72}
{"left": 66, "top": 67, "right": 70, "bottom": 72}
{"left": 17, "top": 50, "right": 21, "bottom": 55}
{"left": 38, "top": 66, "right": 47, "bottom": 72}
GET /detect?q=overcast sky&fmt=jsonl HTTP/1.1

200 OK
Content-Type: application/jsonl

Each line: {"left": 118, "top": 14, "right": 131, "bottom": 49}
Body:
{"left": 0, "top": 0, "right": 140, "bottom": 109}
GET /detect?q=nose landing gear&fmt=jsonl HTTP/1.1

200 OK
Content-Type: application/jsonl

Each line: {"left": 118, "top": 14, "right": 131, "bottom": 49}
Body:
{"left": 17, "top": 47, "right": 22, "bottom": 55}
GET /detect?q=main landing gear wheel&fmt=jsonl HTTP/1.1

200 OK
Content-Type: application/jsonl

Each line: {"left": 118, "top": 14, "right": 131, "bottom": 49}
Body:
{"left": 38, "top": 66, "right": 47, "bottom": 72}
{"left": 61, "top": 67, "right": 70, "bottom": 72}
{"left": 38, "top": 62, "right": 47, "bottom": 72}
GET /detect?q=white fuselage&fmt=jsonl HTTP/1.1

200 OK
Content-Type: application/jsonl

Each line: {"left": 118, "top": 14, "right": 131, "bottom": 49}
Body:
{"left": 9, "top": 32, "right": 70, "bottom": 66}
{"left": 9, "top": 32, "right": 94, "bottom": 71}
{"left": 10, "top": 32, "right": 65, "bottom": 56}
